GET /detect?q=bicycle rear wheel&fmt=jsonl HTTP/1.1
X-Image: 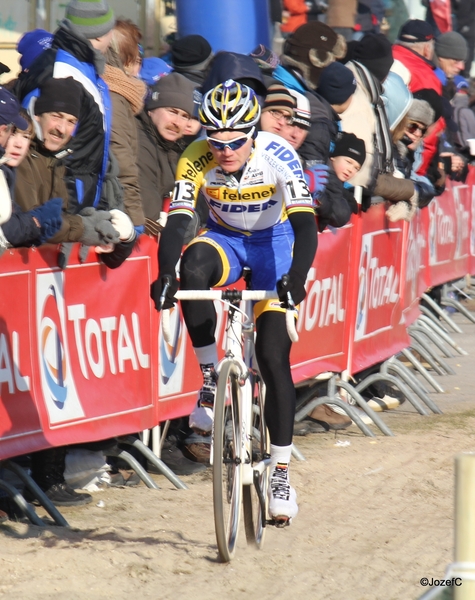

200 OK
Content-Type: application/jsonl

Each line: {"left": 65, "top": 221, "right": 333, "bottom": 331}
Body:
{"left": 213, "top": 359, "right": 243, "bottom": 562}
{"left": 243, "top": 374, "right": 269, "bottom": 548}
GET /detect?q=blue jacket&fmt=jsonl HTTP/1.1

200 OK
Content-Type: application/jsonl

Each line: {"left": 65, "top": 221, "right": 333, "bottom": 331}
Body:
{"left": 15, "top": 19, "right": 111, "bottom": 211}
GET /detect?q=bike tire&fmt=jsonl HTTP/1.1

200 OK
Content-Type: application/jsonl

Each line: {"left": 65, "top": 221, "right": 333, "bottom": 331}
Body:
{"left": 213, "top": 359, "right": 243, "bottom": 562}
{"left": 243, "top": 375, "right": 269, "bottom": 548}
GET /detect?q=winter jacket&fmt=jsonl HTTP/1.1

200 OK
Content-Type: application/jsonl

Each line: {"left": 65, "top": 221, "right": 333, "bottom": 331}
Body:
{"left": 451, "top": 92, "right": 475, "bottom": 152}
{"left": 391, "top": 44, "right": 442, "bottom": 95}
{"left": 14, "top": 138, "right": 85, "bottom": 243}
{"left": 281, "top": 0, "right": 309, "bottom": 33}
{"left": 0, "top": 146, "right": 43, "bottom": 247}
{"left": 338, "top": 83, "right": 376, "bottom": 187}
{"left": 14, "top": 19, "right": 111, "bottom": 211}
{"left": 326, "top": 0, "right": 357, "bottom": 28}
{"left": 102, "top": 58, "right": 146, "bottom": 227}
{"left": 136, "top": 110, "right": 188, "bottom": 234}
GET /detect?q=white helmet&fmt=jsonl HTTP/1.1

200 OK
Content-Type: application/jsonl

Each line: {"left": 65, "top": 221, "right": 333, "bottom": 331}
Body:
{"left": 199, "top": 79, "right": 261, "bottom": 130}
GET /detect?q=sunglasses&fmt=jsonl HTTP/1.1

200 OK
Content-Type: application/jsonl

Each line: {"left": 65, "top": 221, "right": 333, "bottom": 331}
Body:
{"left": 207, "top": 127, "right": 254, "bottom": 151}
{"left": 407, "top": 122, "right": 427, "bottom": 135}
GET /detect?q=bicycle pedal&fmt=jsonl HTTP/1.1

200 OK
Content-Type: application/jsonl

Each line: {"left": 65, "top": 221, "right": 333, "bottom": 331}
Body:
{"left": 267, "top": 517, "right": 291, "bottom": 528}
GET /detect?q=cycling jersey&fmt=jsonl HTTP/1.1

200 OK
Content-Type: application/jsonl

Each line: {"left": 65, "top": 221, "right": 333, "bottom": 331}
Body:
{"left": 168, "top": 131, "right": 314, "bottom": 233}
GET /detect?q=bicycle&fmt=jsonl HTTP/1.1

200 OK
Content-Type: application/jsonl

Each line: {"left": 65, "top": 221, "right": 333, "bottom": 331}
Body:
{"left": 161, "top": 272, "right": 297, "bottom": 562}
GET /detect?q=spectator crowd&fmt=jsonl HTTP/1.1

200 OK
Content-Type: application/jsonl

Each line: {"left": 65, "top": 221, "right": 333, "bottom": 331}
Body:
{"left": 1, "top": 0, "right": 475, "bottom": 520}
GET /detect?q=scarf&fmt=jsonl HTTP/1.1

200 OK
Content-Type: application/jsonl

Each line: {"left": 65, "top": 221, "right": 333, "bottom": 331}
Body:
{"left": 102, "top": 64, "right": 146, "bottom": 115}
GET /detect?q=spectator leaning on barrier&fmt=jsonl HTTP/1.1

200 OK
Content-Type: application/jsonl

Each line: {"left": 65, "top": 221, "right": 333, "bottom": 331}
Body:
{"left": 0, "top": 86, "right": 63, "bottom": 251}
{"left": 14, "top": 0, "right": 116, "bottom": 220}
{"left": 14, "top": 77, "right": 136, "bottom": 268}
{"left": 433, "top": 31, "right": 469, "bottom": 180}
{"left": 136, "top": 72, "right": 202, "bottom": 237}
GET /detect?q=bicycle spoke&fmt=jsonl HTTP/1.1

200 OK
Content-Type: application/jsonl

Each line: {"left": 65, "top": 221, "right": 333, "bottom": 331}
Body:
{"left": 243, "top": 375, "right": 269, "bottom": 548}
{"left": 213, "top": 359, "right": 242, "bottom": 562}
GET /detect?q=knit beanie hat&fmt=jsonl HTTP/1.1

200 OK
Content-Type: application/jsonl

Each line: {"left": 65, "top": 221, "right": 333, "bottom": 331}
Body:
{"left": 398, "top": 19, "right": 434, "bottom": 43}
{"left": 317, "top": 62, "right": 356, "bottom": 105}
{"left": 435, "top": 31, "right": 468, "bottom": 61}
{"left": 145, "top": 72, "right": 198, "bottom": 116}
{"left": 354, "top": 33, "right": 394, "bottom": 82}
{"left": 289, "top": 90, "right": 311, "bottom": 129}
{"left": 410, "top": 88, "right": 442, "bottom": 125}
{"left": 262, "top": 84, "right": 295, "bottom": 114}
{"left": 139, "top": 57, "right": 172, "bottom": 86}
{"left": 65, "top": 0, "right": 115, "bottom": 40}
{"left": 332, "top": 132, "right": 366, "bottom": 165}
{"left": 171, "top": 35, "right": 213, "bottom": 71}
{"left": 35, "top": 77, "right": 83, "bottom": 118}
{"left": 407, "top": 99, "right": 435, "bottom": 128}
{"left": 283, "top": 22, "right": 347, "bottom": 89}
{"left": 249, "top": 44, "right": 280, "bottom": 71}
{"left": 17, "top": 29, "right": 53, "bottom": 71}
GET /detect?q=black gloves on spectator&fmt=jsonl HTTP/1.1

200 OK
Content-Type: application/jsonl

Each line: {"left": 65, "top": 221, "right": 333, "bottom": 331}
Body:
{"left": 79, "top": 207, "right": 120, "bottom": 246}
{"left": 277, "top": 268, "right": 307, "bottom": 308}
{"left": 150, "top": 274, "right": 179, "bottom": 311}
{"left": 29, "top": 197, "right": 63, "bottom": 243}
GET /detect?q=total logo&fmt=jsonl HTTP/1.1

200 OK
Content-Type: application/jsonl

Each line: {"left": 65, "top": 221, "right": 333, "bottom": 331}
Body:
{"left": 428, "top": 199, "right": 455, "bottom": 265}
{"left": 298, "top": 267, "right": 345, "bottom": 332}
{"left": 406, "top": 217, "right": 426, "bottom": 301}
{"left": 354, "top": 233, "right": 400, "bottom": 341}
{"left": 159, "top": 306, "right": 185, "bottom": 395}
{"left": 36, "top": 272, "right": 85, "bottom": 424}
{"left": 453, "top": 185, "right": 470, "bottom": 260}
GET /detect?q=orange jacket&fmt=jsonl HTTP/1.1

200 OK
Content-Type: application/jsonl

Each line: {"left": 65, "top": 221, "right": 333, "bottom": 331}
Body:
{"left": 281, "top": 0, "right": 309, "bottom": 33}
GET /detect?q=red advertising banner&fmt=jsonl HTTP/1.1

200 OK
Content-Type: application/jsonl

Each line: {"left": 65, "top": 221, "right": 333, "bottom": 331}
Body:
{"left": 0, "top": 238, "right": 158, "bottom": 459}
{"left": 2, "top": 172, "right": 475, "bottom": 459}
{"left": 291, "top": 221, "right": 354, "bottom": 379}
{"left": 349, "top": 202, "right": 410, "bottom": 374}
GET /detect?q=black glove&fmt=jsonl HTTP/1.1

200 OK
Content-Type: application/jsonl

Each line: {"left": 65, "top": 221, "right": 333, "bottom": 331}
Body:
{"left": 150, "top": 274, "right": 179, "bottom": 311}
{"left": 276, "top": 269, "right": 307, "bottom": 308}
{"left": 29, "top": 197, "right": 63, "bottom": 243}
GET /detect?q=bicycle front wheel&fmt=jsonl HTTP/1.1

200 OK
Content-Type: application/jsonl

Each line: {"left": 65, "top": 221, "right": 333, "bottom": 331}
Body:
{"left": 243, "top": 374, "right": 269, "bottom": 548}
{"left": 213, "top": 359, "right": 243, "bottom": 562}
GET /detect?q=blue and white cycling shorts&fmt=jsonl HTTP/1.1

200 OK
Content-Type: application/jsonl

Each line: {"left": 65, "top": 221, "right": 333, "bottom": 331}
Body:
{"left": 185, "top": 220, "right": 295, "bottom": 315}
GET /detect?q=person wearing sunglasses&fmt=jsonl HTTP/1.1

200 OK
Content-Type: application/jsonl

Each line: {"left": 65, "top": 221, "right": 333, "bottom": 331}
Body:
{"left": 151, "top": 79, "right": 317, "bottom": 525}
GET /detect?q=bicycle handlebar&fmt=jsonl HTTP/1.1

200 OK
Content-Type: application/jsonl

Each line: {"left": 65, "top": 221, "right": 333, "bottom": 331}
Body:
{"left": 161, "top": 290, "right": 299, "bottom": 343}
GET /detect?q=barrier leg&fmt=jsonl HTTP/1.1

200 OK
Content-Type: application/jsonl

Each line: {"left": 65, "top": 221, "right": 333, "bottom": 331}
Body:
{"left": 107, "top": 446, "right": 160, "bottom": 490}
{"left": 419, "top": 304, "right": 449, "bottom": 333}
{"left": 418, "top": 315, "right": 468, "bottom": 356}
{"left": 117, "top": 436, "right": 187, "bottom": 490}
{"left": 0, "top": 480, "right": 45, "bottom": 526}
{"left": 408, "top": 332, "right": 456, "bottom": 375}
{"left": 295, "top": 390, "right": 376, "bottom": 438}
{"left": 408, "top": 331, "right": 449, "bottom": 376}
{"left": 334, "top": 379, "right": 394, "bottom": 436}
{"left": 3, "top": 460, "right": 69, "bottom": 527}
{"left": 291, "top": 445, "right": 306, "bottom": 461}
{"left": 442, "top": 297, "right": 475, "bottom": 325}
{"left": 398, "top": 348, "right": 445, "bottom": 393}
{"left": 354, "top": 373, "right": 430, "bottom": 416}
{"left": 421, "top": 293, "right": 463, "bottom": 333}
{"left": 382, "top": 359, "right": 442, "bottom": 414}
{"left": 410, "top": 323, "right": 455, "bottom": 358}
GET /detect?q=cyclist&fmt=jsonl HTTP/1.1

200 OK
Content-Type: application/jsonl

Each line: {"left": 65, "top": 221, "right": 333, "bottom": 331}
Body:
{"left": 151, "top": 80, "right": 317, "bottom": 523}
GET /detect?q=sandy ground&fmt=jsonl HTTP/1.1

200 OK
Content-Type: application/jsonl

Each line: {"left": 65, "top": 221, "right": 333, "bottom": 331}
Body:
{"left": 2, "top": 314, "right": 475, "bottom": 600}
